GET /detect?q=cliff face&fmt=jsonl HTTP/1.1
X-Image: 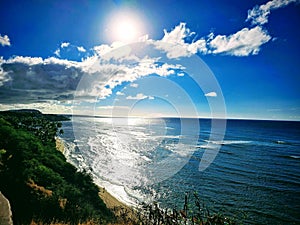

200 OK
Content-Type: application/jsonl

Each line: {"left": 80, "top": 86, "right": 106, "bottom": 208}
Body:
{"left": 0, "top": 192, "right": 13, "bottom": 225}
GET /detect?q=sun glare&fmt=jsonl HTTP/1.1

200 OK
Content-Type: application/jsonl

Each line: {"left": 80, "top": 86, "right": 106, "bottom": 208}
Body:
{"left": 106, "top": 10, "right": 145, "bottom": 43}
{"left": 115, "top": 20, "right": 137, "bottom": 42}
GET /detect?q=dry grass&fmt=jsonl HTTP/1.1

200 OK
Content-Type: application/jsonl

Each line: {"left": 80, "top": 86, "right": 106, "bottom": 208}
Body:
{"left": 29, "top": 220, "right": 134, "bottom": 225}
{"left": 30, "top": 221, "right": 99, "bottom": 225}
{"left": 55, "top": 137, "right": 65, "bottom": 153}
{"left": 99, "top": 187, "right": 139, "bottom": 225}
{"left": 27, "top": 179, "right": 53, "bottom": 197}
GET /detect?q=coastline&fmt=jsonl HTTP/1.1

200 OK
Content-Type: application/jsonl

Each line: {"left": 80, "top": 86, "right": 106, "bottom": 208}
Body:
{"left": 55, "top": 137, "right": 135, "bottom": 221}
{"left": 99, "top": 187, "right": 137, "bottom": 222}
{"left": 0, "top": 109, "right": 130, "bottom": 225}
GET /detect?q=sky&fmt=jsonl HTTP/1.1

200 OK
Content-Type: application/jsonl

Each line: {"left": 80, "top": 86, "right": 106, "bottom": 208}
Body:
{"left": 0, "top": 0, "right": 299, "bottom": 120}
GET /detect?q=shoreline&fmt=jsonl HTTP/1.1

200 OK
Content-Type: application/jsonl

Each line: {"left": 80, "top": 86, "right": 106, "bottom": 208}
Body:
{"left": 99, "top": 187, "right": 137, "bottom": 222}
{"left": 55, "top": 137, "right": 135, "bottom": 219}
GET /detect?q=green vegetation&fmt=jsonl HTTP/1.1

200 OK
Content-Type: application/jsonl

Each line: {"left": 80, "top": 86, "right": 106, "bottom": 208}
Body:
{"left": 136, "top": 192, "right": 237, "bottom": 225}
{"left": 110, "top": 192, "right": 237, "bottom": 225}
{"left": 0, "top": 110, "right": 114, "bottom": 225}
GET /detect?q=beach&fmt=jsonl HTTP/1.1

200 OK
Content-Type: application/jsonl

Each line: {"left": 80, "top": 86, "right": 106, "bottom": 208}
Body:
{"left": 56, "top": 138, "right": 124, "bottom": 207}
{"left": 99, "top": 187, "right": 137, "bottom": 224}
{"left": 56, "top": 137, "right": 135, "bottom": 223}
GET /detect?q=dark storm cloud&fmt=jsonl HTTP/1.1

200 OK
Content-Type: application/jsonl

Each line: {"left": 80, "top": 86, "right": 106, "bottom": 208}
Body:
{"left": 0, "top": 58, "right": 84, "bottom": 104}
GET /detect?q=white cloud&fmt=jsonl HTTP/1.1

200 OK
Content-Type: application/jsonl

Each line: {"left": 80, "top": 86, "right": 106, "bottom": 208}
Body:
{"left": 77, "top": 46, "right": 86, "bottom": 52}
{"left": 246, "top": 0, "right": 299, "bottom": 25}
{"left": 84, "top": 57, "right": 184, "bottom": 100}
{"left": 208, "top": 26, "right": 271, "bottom": 56}
{"left": 93, "top": 41, "right": 126, "bottom": 58}
{"left": 204, "top": 92, "right": 217, "bottom": 97}
{"left": 0, "top": 34, "right": 10, "bottom": 47}
{"left": 148, "top": 96, "right": 155, "bottom": 100}
{"left": 155, "top": 23, "right": 207, "bottom": 58}
{"left": 6, "top": 56, "right": 44, "bottom": 65}
{"left": 138, "top": 34, "right": 149, "bottom": 42}
{"left": 130, "top": 83, "right": 138, "bottom": 88}
{"left": 0, "top": 69, "right": 11, "bottom": 86}
{"left": 155, "top": 21, "right": 272, "bottom": 58}
{"left": 93, "top": 44, "right": 113, "bottom": 56}
{"left": 54, "top": 43, "right": 88, "bottom": 59}
{"left": 61, "top": 42, "right": 70, "bottom": 48}
{"left": 128, "top": 61, "right": 181, "bottom": 78}
{"left": 43, "top": 57, "right": 80, "bottom": 67}
{"left": 153, "top": 0, "right": 299, "bottom": 58}
{"left": 116, "top": 91, "right": 125, "bottom": 95}
{"left": 203, "top": 0, "right": 297, "bottom": 56}
{"left": 161, "top": 22, "right": 194, "bottom": 44}
{"left": 126, "top": 93, "right": 148, "bottom": 100}
{"left": 54, "top": 49, "right": 60, "bottom": 57}
{"left": 177, "top": 72, "right": 185, "bottom": 77}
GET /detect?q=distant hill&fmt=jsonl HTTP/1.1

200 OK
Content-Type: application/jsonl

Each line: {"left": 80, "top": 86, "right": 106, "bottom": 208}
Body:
{"left": 7, "top": 109, "right": 42, "bottom": 114}
{"left": 0, "top": 109, "right": 70, "bottom": 122}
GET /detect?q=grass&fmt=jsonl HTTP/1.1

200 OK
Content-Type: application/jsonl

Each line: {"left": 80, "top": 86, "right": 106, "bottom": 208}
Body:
{"left": 134, "top": 192, "right": 237, "bottom": 225}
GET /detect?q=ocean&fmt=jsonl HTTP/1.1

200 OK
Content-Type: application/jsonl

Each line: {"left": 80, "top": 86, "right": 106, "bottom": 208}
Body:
{"left": 61, "top": 117, "right": 300, "bottom": 224}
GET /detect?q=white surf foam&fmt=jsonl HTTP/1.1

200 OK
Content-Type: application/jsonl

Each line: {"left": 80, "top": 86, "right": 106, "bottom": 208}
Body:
{"left": 204, "top": 140, "right": 252, "bottom": 145}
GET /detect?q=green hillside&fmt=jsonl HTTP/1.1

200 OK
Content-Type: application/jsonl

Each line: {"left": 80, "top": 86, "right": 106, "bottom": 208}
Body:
{"left": 0, "top": 110, "right": 115, "bottom": 225}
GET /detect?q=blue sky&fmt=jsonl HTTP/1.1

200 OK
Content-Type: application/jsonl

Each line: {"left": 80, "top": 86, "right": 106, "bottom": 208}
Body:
{"left": 0, "top": 0, "right": 299, "bottom": 120}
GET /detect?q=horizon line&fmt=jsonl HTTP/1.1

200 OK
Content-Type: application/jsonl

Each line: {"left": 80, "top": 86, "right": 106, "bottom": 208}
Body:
{"left": 60, "top": 113, "right": 300, "bottom": 122}
{"left": 1, "top": 109, "right": 299, "bottom": 122}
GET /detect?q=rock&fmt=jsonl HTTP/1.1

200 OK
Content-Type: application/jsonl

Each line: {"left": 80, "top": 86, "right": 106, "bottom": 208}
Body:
{"left": 0, "top": 191, "right": 13, "bottom": 225}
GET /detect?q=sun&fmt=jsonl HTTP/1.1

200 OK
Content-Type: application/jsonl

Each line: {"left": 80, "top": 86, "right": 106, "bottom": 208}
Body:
{"left": 106, "top": 10, "right": 146, "bottom": 43}
{"left": 114, "top": 19, "right": 138, "bottom": 42}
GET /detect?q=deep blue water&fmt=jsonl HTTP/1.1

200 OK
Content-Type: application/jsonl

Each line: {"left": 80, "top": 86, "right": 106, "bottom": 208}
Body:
{"left": 154, "top": 119, "right": 300, "bottom": 224}
{"left": 62, "top": 117, "right": 300, "bottom": 224}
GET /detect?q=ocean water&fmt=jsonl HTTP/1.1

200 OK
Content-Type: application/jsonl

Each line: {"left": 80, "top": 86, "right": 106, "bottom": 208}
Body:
{"left": 61, "top": 117, "right": 300, "bottom": 224}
